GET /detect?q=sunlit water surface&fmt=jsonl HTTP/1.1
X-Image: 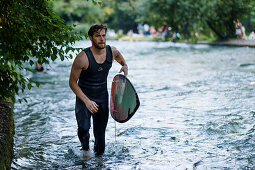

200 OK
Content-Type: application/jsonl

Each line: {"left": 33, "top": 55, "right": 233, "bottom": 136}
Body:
{"left": 12, "top": 40, "right": 255, "bottom": 169}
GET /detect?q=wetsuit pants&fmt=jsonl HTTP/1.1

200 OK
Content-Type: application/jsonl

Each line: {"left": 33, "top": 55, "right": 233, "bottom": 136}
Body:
{"left": 75, "top": 96, "right": 109, "bottom": 155}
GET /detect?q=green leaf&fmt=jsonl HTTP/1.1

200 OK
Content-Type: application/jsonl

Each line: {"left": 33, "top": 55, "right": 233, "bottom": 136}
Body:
{"left": 25, "top": 67, "right": 34, "bottom": 72}
{"left": 98, "top": 1, "right": 102, "bottom": 6}
{"left": 92, "top": 0, "right": 97, "bottom": 5}
{"left": 84, "top": 33, "right": 89, "bottom": 39}
{"left": 51, "top": 54, "right": 57, "bottom": 61}
{"left": 60, "top": 55, "right": 64, "bottom": 61}
{"left": 29, "top": 60, "right": 34, "bottom": 66}
{"left": 27, "top": 83, "right": 32, "bottom": 90}
{"left": 65, "top": 47, "right": 71, "bottom": 53}
{"left": 36, "top": 82, "right": 40, "bottom": 87}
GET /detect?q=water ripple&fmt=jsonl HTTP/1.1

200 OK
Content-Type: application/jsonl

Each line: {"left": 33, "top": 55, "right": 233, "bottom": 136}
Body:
{"left": 13, "top": 40, "right": 255, "bottom": 169}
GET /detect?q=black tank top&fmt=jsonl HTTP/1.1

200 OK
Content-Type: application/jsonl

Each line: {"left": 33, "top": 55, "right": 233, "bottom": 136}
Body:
{"left": 78, "top": 45, "right": 113, "bottom": 103}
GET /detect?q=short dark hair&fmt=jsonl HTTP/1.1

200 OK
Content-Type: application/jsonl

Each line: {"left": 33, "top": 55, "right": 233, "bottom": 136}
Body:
{"left": 88, "top": 24, "right": 107, "bottom": 36}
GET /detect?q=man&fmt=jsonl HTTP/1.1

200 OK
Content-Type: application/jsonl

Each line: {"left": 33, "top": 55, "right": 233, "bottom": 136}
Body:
{"left": 35, "top": 62, "right": 47, "bottom": 72}
{"left": 69, "top": 24, "right": 128, "bottom": 156}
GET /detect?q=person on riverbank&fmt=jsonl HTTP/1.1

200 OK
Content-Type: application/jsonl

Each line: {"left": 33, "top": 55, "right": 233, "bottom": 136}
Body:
{"left": 241, "top": 25, "right": 246, "bottom": 40}
{"left": 234, "top": 19, "right": 243, "bottom": 40}
{"left": 69, "top": 24, "right": 128, "bottom": 156}
{"left": 137, "top": 24, "right": 144, "bottom": 35}
{"left": 248, "top": 31, "right": 255, "bottom": 40}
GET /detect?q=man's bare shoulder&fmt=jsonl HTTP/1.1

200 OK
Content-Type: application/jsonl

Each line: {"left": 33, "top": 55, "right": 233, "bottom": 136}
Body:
{"left": 110, "top": 46, "right": 117, "bottom": 52}
{"left": 110, "top": 46, "right": 120, "bottom": 58}
{"left": 73, "top": 51, "right": 88, "bottom": 69}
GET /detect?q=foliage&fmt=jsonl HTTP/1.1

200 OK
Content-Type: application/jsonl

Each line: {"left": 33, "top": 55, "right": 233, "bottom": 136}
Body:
{"left": 50, "top": 0, "right": 139, "bottom": 33}
{"left": 205, "top": 0, "right": 252, "bottom": 39}
{"left": 49, "top": 0, "right": 107, "bottom": 33}
{"left": 114, "top": 0, "right": 138, "bottom": 33}
{"left": 49, "top": 0, "right": 254, "bottom": 39}
{"left": 133, "top": 0, "right": 253, "bottom": 39}
{"left": 243, "top": 1, "right": 255, "bottom": 33}
{"left": 0, "top": 0, "right": 83, "bottom": 102}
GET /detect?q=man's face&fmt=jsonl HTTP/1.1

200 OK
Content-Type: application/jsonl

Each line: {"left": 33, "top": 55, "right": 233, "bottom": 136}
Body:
{"left": 90, "top": 29, "right": 106, "bottom": 49}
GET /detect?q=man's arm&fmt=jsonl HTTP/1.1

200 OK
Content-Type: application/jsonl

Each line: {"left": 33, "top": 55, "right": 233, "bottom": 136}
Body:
{"left": 111, "top": 46, "right": 128, "bottom": 76}
{"left": 69, "top": 51, "right": 99, "bottom": 114}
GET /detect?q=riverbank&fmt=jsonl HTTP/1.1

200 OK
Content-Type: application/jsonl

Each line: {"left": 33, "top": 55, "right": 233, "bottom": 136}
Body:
{"left": 197, "top": 39, "right": 255, "bottom": 48}
{"left": 108, "top": 35, "right": 255, "bottom": 48}
{"left": 0, "top": 101, "right": 14, "bottom": 170}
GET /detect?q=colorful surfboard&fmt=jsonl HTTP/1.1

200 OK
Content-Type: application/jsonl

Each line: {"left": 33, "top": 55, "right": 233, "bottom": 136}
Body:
{"left": 110, "top": 74, "right": 140, "bottom": 123}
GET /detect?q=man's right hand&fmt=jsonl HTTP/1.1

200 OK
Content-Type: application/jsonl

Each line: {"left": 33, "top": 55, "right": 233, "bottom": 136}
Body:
{"left": 85, "top": 100, "right": 99, "bottom": 114}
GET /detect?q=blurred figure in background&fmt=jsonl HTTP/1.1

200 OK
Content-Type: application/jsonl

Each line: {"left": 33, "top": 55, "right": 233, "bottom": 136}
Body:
{"left": 137, "top": 24, "right": 144, "bottom": 35}
{"left": 150, "top": 26, "right": 157, "bottom": 36}
{"left": 241, "top": 25, "right": 246, "bottom": 40}
{"left": 143, "top": 24, "right": 150, "bottom": 36}
{"left": 248, "top": 31, "right": 255, "bottom": 40}
{"left": 234, "top": 19, "right": 242, "bottom": 40}
{"left": 35, "top": 62, "right": 47, "bottom": 72}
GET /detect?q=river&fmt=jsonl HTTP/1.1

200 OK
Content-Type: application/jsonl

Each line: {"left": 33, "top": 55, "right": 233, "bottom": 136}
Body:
{"left": 12, "top": 40, "right": 255, "bottom": 169}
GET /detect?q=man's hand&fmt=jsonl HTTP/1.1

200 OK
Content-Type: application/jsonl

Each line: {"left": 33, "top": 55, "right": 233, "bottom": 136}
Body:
{"left": 119, "top": 65, "right": 128, "bottom": 76}
{"left": 85, "top": 100, "right": 99, "bottom": 114}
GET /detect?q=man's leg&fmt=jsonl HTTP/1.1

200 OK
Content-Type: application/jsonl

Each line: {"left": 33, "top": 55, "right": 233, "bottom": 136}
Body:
{"left": 75, "top": 97, "right": 91, "bottom": 150}
{"left": 92, "top": 102, "right": 109, "bottom": 155}
{"left": 77, "top": 127, "right": 90, "bottom": 150}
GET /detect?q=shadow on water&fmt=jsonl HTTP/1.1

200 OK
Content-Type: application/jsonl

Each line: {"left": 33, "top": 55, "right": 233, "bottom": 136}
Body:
{"left": 12, "top": 40, "right": 255, "bottom": 169}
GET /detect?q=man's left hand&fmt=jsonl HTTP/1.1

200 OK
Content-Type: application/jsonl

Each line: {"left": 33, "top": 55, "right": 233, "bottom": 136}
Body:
{"left": 119, "top": 65, "right": 128, "bottom": 76}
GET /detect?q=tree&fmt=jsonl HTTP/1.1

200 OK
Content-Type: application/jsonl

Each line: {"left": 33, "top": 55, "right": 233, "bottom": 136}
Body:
{"left": 133, "top": 0, "right": 253, "bottom": 39}
{"left": 205, "top": 0, "right": 252, "bottom": 39}
{"left": 242, "top": 1, "right": 255, "bottom": 33}
{"left": 50, "top": 0, "right": 103, "bottom": 32}
{"left": 0, "top": 0, "right": 83, "bottom": 102}
{"left": 50, "top": 0, "right": 116, "bottom": 33}
{"left": 50, "top": 0, "right": 139, "bottom": 34}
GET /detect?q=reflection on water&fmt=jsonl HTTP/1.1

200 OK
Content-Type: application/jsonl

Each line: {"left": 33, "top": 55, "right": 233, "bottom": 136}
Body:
{"left": 13, "top": 40, "right": 255, "bottom": 169}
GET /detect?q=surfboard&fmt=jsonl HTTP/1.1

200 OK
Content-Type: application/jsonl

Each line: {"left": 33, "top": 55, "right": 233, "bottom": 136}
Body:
{"left": 110, "top": 74, "right": 140, "bottom": 123}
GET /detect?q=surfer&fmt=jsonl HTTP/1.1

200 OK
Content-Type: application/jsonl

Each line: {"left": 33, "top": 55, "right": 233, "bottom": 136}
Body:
{"left": 35, "top": 62, "right": 47, "bottom": 72}
{"left": 69, "top": 24, "right": 128, "bottom": 156}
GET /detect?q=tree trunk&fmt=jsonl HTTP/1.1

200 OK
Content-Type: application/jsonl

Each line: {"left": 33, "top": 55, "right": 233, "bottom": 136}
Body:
{"left": 207, "top": 21, "right": 226, "bottom": 40}
{"left": 0, "top": 101, "right": 14, "bottom": 170}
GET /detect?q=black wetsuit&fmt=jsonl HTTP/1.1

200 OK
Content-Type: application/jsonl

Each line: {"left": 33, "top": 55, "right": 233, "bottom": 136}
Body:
{"left": 75, "top": 45, "right": 112, "bottom": 155}
{"left": 36, "top": 66, "right": 44, "bottom": 72}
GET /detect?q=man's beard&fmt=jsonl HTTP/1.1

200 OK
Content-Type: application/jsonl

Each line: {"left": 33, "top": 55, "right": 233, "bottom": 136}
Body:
{"left": 92, "top": 39, "right": 106, "bottom": 49}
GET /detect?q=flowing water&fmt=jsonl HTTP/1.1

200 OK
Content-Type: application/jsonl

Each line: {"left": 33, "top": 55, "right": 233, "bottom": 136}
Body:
{"left": 12, "top": 40, "right": 255, "bottom": 169}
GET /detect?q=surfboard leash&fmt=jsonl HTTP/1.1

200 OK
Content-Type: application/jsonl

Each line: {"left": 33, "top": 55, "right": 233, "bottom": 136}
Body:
{"left": 114, "top": 119, "right": 117, "bottom": 143}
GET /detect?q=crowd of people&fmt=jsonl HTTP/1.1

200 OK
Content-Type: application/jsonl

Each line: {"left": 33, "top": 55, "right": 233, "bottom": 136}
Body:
{"left": 108, "top": 21, "right": 255, "bottom": 41}
{"left": 106, "top": 23, "right": 181, "bottom": 39}
{"left": 128, "top": 23, "right": 180, "bottom": 39}
{"left": 136, "top": 23, "right": 181, "bottom": 38}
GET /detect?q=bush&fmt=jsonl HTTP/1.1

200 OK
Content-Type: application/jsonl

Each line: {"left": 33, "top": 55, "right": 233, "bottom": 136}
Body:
{"left": 0, "top": 0, "right": 82, "bottom": 102}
